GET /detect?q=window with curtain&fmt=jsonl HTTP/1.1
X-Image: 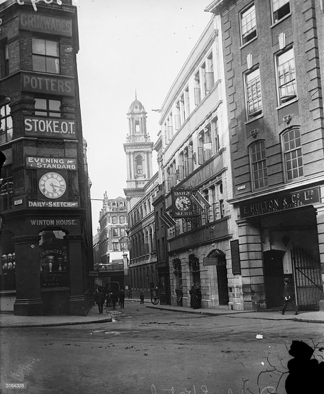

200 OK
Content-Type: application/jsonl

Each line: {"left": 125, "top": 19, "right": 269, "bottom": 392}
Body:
{"left": 277, "top": 47, "right": 296, "bottom": 105}
{"left": 282, "top": 128, "right": 303, "bottom": 181}
{"left": 272, "top": 0, "right": 290, "bottom": 23}
{"left": 250, "top": 140, "right": 268, "bottom": 189}
{"left": 241, "top": 3, "right": 256, "bottom": 45}
{"left": 246, "top": 67, "right": 262, "bottom": 119}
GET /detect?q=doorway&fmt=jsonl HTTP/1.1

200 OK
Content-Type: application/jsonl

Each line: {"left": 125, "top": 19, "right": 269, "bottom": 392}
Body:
{"left": 263, "top": 250, "right": 285, "bottom": 308}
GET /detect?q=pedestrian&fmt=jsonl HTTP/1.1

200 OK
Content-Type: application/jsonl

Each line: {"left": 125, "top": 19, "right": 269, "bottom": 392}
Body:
{"left": 119, "top": 289, "right": 125, "bottom": 309}
{"left": 189, "top": 285, "right": 195, "bottom": 308}
{"left": 94, "top": 287, "right": 105, "bottom": 314}
{"left": 140, "top": 291, "right": 144, "bottom": 304}
{"left": 111, "top": 292, "right": 118, "bottom": 310}
{"left": 104, "top": 284, "right": 110, "bottom": 307}
{"left": 282, "top": 277, "right": 298, "bottom": 315}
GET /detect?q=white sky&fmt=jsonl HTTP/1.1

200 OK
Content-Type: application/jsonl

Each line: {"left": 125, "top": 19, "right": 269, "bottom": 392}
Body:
{"left": 75, "top": 0, "right": 212, "bottom": 233}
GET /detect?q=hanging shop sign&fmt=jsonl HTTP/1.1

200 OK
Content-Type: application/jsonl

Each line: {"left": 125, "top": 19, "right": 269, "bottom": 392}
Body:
{"left": 172, "top": 189, "right": 198, "bottom": 218}
{"left": 19, "top": 12, "right": 71, "bottom": 35}
{"left": 24, "top": 117, "right": 76, "bottom": 139}
{"left": 17, "top": 1, "right": 63, "bottom": 13}
{"left": 22, "top": 73, "right": 75, "bottom": 96}
{"left": 26, "top": 157, "right": 77, "bottom": 170}
{"left": 28, "top": 201, "right": 79, "bottom": 208}
{"left": 240, "top": 186, "right": 320, "bottom": 219}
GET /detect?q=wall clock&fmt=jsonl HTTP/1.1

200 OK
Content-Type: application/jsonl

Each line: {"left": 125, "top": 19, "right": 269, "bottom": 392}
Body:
{"left": 175, "top": 195, "right": 192, "bottom": 211}
{"left": 39, "top": 172, "right": 66, "bottom": 199}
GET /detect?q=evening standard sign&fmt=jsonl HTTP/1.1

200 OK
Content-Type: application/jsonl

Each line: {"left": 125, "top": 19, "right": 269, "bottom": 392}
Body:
{"left": 24, "top": 117, "right": 76, "bottom": 138}
{"left": 26, "top": 157, "right": 77, "bottom": 170}
{"left": 240, "top": 187, "right": 320, "bottom": 219}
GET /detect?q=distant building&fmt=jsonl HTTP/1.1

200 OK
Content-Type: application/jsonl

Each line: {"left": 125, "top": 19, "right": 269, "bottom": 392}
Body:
{"left": 93, "top": 193, "right": 129, "bottom": 291}
{"left": 124, "top": 97, "right": 159, "bottom": 300}
{"left": 206, "top": 0, "right": 324, "bottom": 310}
{"left": 0, "top": 0, "right": 93, "bottom": 315}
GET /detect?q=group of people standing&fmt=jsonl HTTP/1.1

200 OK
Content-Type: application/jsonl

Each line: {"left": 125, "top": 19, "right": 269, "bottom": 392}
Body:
{"left": 94, "top": 286, "right": 125, "bottom": 314}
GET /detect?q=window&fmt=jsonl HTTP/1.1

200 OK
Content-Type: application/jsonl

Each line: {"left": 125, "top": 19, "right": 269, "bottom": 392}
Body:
{"left": 245, "top": 68, "right": 262, "bottom": 119}
{"left": 112, "top": 216, "right": 117, "bottom": 224}
{"left": 272, "top": 0, "right": 290, "bottom": 23}
{"left": 0, "top": 165, "right": 13, "bottom": 211}
{"left": 282, "top": 128, "right": 303, "bottom": 180}
{"left": 0, "top": 102, "right": 13, "bottom": 144}
{"left": 184, "top": 87, "right": 190, "bottom": 117}
{"left": 119, "top": 216, "right": 125, "bottom": 224}
{"left": 250, "top": 141, "right": 268, "bottom": 189}
{"left": 32, "top": 38, "right": 60, "bottom": 74}
{"left": 206, "top": 53, "right": 215, "bottom": 92}
{"left": 241, "top": 4, "right": 256, "bottom": 45}
{"left": 277, "top": 48, "right": 296, "bottom": 105}
{"left": 35, "top": 97, "right": 61, "bottom": 117}
{"left": 135, "top": 155, "right": 143, "bottom": 175}
{"left": 194, "top": 71, "right": 201, "bottom": 106}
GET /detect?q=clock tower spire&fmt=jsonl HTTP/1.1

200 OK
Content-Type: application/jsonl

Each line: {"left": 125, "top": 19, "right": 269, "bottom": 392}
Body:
{"left": 123, "top": 96, "right": 154, "bottom": 209}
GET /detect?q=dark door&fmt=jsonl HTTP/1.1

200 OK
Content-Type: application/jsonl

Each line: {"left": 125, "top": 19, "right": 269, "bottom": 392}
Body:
{"left": 217, "top": 256, "right": 229, "bottom": 305}
{"left": 263, "top": 250, "right": 285, "bottom": 308}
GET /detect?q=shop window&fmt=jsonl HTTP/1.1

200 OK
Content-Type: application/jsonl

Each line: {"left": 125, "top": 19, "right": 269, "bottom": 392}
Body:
{"left": 0, "top": 165, "right": 13, "bottom": 211}
{"left": 272, "top": 0, "right": 290, "bottom": 24}
{"left": 282, "top": 128, "right": 303, "bottom": 181}
{"left": 276, "top": 47, "right": 297, "bottom": 105}
{"left": 0, "top": 102, "right": 13, "bottom": 144}
{"left": 32, "top": 38, "right": 60, "bottom": 74}
{"left": 39, "top": 230, "right": 68, "bottom": 288}
{"left": 1, "top": 249, "right": 16, "bottom": 291}
{"left": 35, "top": 97, "right": 61, "bottom": 117}
{"left": 250, "top": 140, "right": 268, "bottom": 189}
{"left": 245, "top": 67, "right": 262, "bottom": 119}
{"left": 241, "top": 3, "right": 256, "bottom": 45}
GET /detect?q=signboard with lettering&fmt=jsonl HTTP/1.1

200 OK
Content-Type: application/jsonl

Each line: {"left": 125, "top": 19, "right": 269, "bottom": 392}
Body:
{"left": 240, "top": 187, "right": 320, "bottom": 219}
{"left": 24, "top": 117, "right": 76, "bottom": 139}
{"left": 172, "top": 189, "right": 198, "bottom": 218}
{"left": 30, "top": 219, "right": 79, "bottom": 226}
{"left": 26, "top": 157, "right": 77, "bottom": 170}
{"left": 21, "top": 73, "right": 75, "bottom": 96}
{"left": 19, "top": 13, "right": 72, "bottom": 36}
{"left": 28, "top": 201, "right": 79, "bottom": 208}
{"left": 203, "top": 257, "right": 218, "bottom": 266}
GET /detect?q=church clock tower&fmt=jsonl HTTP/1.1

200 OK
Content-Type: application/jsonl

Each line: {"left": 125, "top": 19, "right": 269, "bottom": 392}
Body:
{"left": 124, "top": 96, "right": 154, "bottom": 209}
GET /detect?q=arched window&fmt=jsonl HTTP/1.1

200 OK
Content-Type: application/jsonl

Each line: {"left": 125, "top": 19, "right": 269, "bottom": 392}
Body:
{"left": 282, "top": 128, "right": 303, "bottom": 181}
{"left": 135, "top": 155, "right": 143, "bottom": 175}
{"left": 249, "top": 140, "right": 267, "bottom": 190}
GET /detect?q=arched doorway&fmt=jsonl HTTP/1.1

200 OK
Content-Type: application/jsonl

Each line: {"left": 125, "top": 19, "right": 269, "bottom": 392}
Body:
{"left": 207, "top": 249, "right": 229, "bottom": 305}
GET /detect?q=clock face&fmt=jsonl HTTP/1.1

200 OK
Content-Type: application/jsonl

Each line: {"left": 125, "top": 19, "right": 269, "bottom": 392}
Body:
{"left": 39, "top": 172, "right": 66, "bottom": 199}
{"left": 175, "top": 196, "right": 192, "bottom": 211}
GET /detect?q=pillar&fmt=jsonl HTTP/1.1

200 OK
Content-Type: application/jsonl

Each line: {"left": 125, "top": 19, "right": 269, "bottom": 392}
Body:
{"left": 14, "top": 235, "right": 44, "bottom": 316}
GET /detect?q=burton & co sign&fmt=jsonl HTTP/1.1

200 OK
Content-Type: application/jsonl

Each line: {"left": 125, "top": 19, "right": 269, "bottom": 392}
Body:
{"left": 240, "top": 187, "right": 320, "bottom": 219}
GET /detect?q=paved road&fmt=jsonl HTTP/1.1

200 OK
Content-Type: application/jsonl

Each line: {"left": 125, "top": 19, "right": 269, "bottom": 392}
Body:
{"left": 0, "top": 303, "right": 323, "bottom": 394}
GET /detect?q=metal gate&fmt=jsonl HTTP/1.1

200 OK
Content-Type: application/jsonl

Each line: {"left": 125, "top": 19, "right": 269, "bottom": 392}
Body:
{"left": 291, "top": 246, "right": 323, "bottom": 310}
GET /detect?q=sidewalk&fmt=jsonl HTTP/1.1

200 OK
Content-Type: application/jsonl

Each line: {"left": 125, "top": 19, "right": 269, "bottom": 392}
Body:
{"left": 0, "top": 296, "right": 323, "bottom": 328}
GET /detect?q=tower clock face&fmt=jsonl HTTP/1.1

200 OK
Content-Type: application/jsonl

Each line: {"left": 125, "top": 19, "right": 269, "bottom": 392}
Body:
{"left": 175, "top": 196, "right": 192, "bottom": 211}
{"left": 39, "top": 172, "right": 66, "bottom": 199}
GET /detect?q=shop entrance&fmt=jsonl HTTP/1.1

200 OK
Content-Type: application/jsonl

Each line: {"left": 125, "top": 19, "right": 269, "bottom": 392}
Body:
{"left": 263, "top": 250, "right": 285, "bottom": 308}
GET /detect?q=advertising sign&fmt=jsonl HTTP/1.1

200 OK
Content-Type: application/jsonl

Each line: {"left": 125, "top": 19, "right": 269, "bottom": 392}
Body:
{"left": 22, "top": 73, "right": 75, "bottom": 96}
{"left": 19, "top": 12, "right": 72, "bottom": 35}
{"left": 28, "top": 201, "right": 79, "bottom": 208}
{"left": 26, "top": 157, "right": 77, "bottom": 170}
{"left": 24, "top": 117, "right": 76, "bottom": 139}
{"left": 172, "top": 189, "right": 198, "bottom": 218}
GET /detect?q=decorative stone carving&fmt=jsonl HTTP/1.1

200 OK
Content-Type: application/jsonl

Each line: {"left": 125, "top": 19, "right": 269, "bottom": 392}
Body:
{"left": 250, "top": 129, "right": 259, "bottom": 139}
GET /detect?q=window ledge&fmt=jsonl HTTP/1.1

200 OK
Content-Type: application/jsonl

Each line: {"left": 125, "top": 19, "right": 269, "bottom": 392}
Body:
{"left": 276, "top": 97, "right": 298, "bottom": 111}
{"left": 239, "top": 35, "right": 258, "bottom": 50}
{"left": 270, "top": 13, "right": 292, "bottom": 29}
{"left": 245, "top": 113, "right": 263, "bottom": 125}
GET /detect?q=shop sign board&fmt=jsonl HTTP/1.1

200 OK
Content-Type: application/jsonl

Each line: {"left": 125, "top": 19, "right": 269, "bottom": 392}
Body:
{"left": 28, "top": 201, "right": 79, "bottom": 208}
{"left": 26, "top": 157, "right": 77, "bottom": 170}
{"left": 29, "top": 219, "right": 79, "bottom": 226}
{"left": 22, "top": 73, "right": 75, "bottom": 96}
{"left": 172, "top": 189, "right": 198, "bottom": 218}
{"left": 240, "top": 187, "right": 320, "bottom": 219}
{"left": 24, "top": 117, "right": 76, "bottom": 138}
{"left": 19, "top": 12, "right": 72, "bottom": 35}
{"left": 203, "top": 257, "right": 218, "bottom": 266}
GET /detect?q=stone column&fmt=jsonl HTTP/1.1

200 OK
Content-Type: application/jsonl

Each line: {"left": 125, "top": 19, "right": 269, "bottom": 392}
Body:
{"left": 14, "top": 235, "right": 44, "bottom": 316}
{"left": 66, "top": 234, "right": 87, "bottom": 316}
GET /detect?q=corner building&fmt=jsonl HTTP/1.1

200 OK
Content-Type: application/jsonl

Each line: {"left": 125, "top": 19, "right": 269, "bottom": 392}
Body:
{"left": 206, "top": 0, "right": 324, "bottom": 310}
{"left": 0, "top": 0, "right": 93, "bottom": 315}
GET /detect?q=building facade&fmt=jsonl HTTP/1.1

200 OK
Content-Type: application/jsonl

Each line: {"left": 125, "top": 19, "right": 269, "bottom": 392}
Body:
{"left": 92, "top": 193, "right": 129, "bottom": 291}
{"left": 206, "top": 0, "right": 324, "bottom": 310}
{"left": 156, "top": 16, "right": 239, "bottom": 309}
{"left": 124, "top": 97, "right": 159, "bottom": 300}
{"left": 0, "top": 0, "right": 93, "bottom": 315}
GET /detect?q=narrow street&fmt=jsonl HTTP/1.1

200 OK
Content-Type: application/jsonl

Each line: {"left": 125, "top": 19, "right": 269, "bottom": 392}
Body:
{"left": 1, "top": 302, "right": 323, "bottom": 394}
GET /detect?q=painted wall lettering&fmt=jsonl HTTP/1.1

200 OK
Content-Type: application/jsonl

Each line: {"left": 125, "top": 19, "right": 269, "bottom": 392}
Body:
{"left": 24, "top": 117, "right": 76, "bottom": 138}
{"left": 20, "top": 13, "right": 72, "bottom": 36}
{"left": 30, "top": 219, "right": 78, "bottom": 226}
{"left": 26, "top": 157, "right": 77, "bottom": 170}
{"left": 22, "top": 73, "right": 75, "bottom": 96}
